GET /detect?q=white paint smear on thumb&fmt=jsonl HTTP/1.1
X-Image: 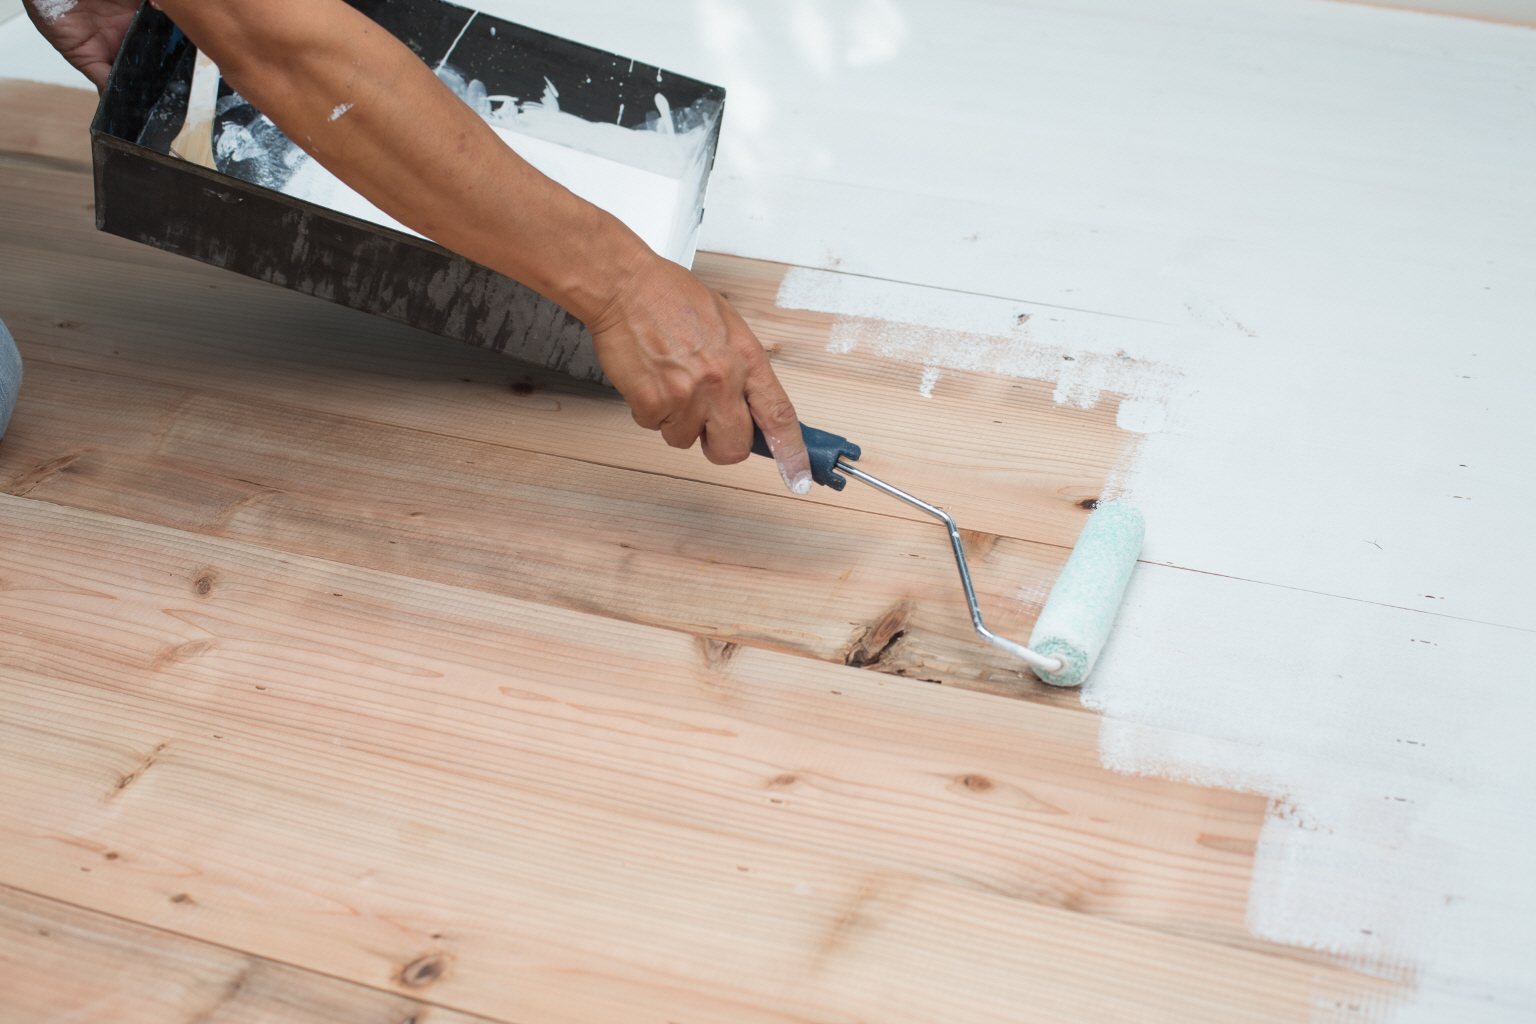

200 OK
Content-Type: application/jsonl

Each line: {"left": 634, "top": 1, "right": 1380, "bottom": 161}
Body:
{"left": 32, "top": 0, "right": 76, "bottom": 24}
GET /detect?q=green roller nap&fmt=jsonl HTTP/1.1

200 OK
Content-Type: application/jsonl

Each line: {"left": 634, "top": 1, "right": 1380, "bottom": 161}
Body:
{"left": 1027, "top": 500, "right": 1145, "bottom": 688}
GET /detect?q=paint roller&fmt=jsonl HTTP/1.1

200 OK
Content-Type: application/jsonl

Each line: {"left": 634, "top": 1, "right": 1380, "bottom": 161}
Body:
{"left": 753, "top": 423, "right": 1143, "bottom": 687}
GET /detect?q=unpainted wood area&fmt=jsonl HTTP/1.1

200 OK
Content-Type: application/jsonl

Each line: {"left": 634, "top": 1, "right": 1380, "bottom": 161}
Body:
{"left": 0, "top": 82, "right": 1398, "bottom": 1022}
{"left": 0, "top": 885, "right": 503, "bottom": 1024}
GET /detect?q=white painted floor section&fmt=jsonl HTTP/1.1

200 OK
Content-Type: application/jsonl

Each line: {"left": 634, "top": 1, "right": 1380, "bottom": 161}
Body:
{"left": 4, "top": 2, "right": 1534, "bottom": 1020}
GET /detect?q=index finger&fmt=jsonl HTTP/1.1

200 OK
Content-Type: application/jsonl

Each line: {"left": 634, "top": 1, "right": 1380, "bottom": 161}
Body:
{"left": 717, "top": 293, "right": 813, "bottom": 494}
{"left": 745, "top": 366, "right": 811, "bottom": 495}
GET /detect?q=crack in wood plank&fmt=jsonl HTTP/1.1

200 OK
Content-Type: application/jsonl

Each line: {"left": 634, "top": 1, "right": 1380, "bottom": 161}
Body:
{"left": 5, "top": 449, "right": 92, "bottom": 496}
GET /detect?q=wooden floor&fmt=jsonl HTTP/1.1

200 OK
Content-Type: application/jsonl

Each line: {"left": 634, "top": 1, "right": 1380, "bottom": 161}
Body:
{"left": 0, "top": 81, "right": 1400, "bottom": 1022}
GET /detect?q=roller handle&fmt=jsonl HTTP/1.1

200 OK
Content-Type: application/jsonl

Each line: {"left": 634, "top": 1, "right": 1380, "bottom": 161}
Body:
{"left": 750, "top": 423, "right": 861, "bottom": 491}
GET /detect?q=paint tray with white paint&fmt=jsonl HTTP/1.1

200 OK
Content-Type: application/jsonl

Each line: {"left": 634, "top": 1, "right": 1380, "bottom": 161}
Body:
{"left": 89, "top": 0, "right": 725, "bottom": 384}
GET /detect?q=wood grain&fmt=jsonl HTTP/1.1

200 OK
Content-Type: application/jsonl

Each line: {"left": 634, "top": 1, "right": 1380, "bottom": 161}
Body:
{"left": 0, "top": 80, "right": 95, "bottom": 169}
{"left": 0, "top": 885, "right": 502, "bottom": 1024}
{"left": 0, "top": 495, "right": 1399, "bottom": 1023}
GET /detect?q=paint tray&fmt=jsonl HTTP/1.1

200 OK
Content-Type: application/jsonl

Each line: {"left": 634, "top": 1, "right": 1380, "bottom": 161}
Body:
{"left": 88, "top": 0, "right": 726, "bottom": 384}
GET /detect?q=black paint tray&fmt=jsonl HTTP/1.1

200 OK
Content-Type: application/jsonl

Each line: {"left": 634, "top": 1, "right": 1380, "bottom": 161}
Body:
{"left": 89, "top": 1, "right": 726, "bottom": 384}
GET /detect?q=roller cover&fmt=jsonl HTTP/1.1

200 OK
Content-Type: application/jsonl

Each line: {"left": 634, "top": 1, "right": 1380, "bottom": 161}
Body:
{"left": 1028, "top": 501, "right": 1144, "bottom": 688}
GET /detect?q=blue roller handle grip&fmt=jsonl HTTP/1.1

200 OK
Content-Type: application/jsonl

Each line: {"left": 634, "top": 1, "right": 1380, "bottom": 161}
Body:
{"left": 751, "top": 423, "right": 862, "bottom": 491}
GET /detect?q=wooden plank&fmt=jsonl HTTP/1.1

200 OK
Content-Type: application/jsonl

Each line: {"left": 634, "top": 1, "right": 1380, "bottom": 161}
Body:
{"left": 0, "top": 80, "right": 95, "bottom": 168}
{"left": 0, "top": 153, "right": 1127, "bottom": 550}
{"left": 0, "top": 494, "right": 1397, "bottom": 1022}
{"left": 0, "top": 884, "right": 505, "bottom": 1024}
{"left": 0, "top": 332, "right": 1084, "bottom": 700}
{"left": 0, "top": 498, "right": 1248, "bottom": 934}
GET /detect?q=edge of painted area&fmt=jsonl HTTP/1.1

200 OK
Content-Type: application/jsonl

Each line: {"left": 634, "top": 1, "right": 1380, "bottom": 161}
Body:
{"left": 0, "top": 317, "right": 22, "bottom": 439}
{"left": 1028, "top": 501, "right": 1144, "bottom": 687}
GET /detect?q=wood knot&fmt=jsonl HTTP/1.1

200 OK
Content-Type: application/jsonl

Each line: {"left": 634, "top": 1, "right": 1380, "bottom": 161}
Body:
{"left": 844, "top": 600, "right": 914, "bottom": 668}
{"left": 397, "top": 953, "right": 451, "bottom": 989}
{"left": 6, "top": 449, "right": 91, "bottom": 497}
{"left": 193, "top": 570, "right": 217, "bottom": 597}
{"left": 151, "top": 639, "right": 216, "bottom": 671}
{"left": 170, "top": 892, "right": 194, "bottom": 904}
{"left": 957, "top": 774, "right": 993, "bottom": 792}
{"left": 769, "top": 773, "right": 799, "bottom": 788}
{"left": 1079, "top": 498, "right": 1100, "bottom": 510}
{"left": 509, "top": 379, "right": 539, "bottom": 396}
{"left": 113, "top": 743, "right": 167, "bottom": 795}
{"left": 698, "top": 636, "right": 739, "bottom": 670}
{"left": 959, "top": 529, "right": 999, "bottom": 562}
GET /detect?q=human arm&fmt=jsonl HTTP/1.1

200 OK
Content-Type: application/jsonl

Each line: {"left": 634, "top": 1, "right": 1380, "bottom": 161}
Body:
{"left": 23, "top": 0, "right": 814, "bottom": 489}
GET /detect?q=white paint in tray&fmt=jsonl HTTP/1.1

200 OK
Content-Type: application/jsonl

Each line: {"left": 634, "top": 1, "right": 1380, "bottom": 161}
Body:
{"left": 209, "top": 63, "right": 717, "bottom": 268}
{"left": 276, "top": 121, "right": 686, "bottom": 262}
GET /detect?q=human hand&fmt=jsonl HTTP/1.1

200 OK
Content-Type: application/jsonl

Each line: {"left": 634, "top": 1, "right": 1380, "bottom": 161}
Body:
{"left": 585, "top": 253, "right": 813, "bottom": 494}
{"left": 23, "top": 0, "right": 141, "bottom": 92}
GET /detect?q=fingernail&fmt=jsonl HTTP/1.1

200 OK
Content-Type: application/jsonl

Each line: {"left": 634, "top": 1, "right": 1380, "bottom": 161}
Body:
{"left": 777, "top": 461, "right": 813, "bottom": 495}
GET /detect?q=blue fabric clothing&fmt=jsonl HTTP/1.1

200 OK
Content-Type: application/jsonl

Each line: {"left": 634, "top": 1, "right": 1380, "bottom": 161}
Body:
{"left": 0, "top": 318, "right": 19, "bottom": 440}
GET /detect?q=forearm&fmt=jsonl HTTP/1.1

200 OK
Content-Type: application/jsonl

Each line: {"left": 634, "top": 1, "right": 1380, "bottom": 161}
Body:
{"left": 156, "top": 0, "right": 645, "bottom": 323}
{"left": 51, "top": 0, "right": 813, "bottom": 482}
